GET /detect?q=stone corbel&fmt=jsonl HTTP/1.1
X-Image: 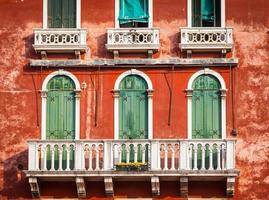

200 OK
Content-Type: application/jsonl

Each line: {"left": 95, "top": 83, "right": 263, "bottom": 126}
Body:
{"left": 185, "top": 89, "right": 193, "bottom": 97}
{"left": 75, "top": 50, "right": 81, "bottom": 59}
{"left": 29, "top": 177, "right": 40, "bottom": 198}
{"left": 148, "top": 50, "right": 153, "bottom": 58}
{"left": 112, "top": 90, "right": 120, "bottom": 98}
{"left": 220, "top": 89, "right": 227, "bottom": 98}
{"left": 113, "top": 50, "right": 119, "bottom": 59}
{"left": 104, "top": 177, "right": 114, "bottom": 197}
{"left": 40, "top": 51, "right": 47, "bottom": 60}
{"left": 76, "top": 177, "right": 86, "bottom": 198}
{"left": 180, "top": 177, "right": 188, "bottom": 197}
{"left": 147, "top": 89, "right": 154, "bottom": 98}
{"left": 151, "top": 176, "right": 160, "bottom": 196}
{"left": 227, "top": 177, "right": 235, "bottom": 197}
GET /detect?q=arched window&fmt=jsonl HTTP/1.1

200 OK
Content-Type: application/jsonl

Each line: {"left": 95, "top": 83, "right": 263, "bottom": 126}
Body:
{"left": 187, "top": 68, "right": 226, "bottom": 139}
{"left": 192, "top": 74, "right": 221, "bottom": 139}
{"left": 41, "top": 70, "right": 81, "bottom": 140}
{"left": 119, "top": 75, "right": 148, "bottom": 139}
{"left": 46, "top": 75, "right": 76, "bottom": 139}
{"left": 113, "top": 69, "right": 153, "bottom": 140}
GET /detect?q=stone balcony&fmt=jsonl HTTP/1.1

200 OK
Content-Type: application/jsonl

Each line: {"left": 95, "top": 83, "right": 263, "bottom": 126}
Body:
{"left": 26, "top": 139, "right": 238, "bottom": 198}
{"left": 180, "top": 27, "right": 233, "bottom": 57}
{"left": 33, "top": 28, "right": 87, "bottom": 59}
{"left": 106, "top": 28, "right": 160, "bottom": 58}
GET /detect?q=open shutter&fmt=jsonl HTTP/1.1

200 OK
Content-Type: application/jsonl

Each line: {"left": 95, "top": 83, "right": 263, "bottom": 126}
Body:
{"left": 192, "top": 0, "right": 201, "bottom": 27}
{"left": 119, "top": 0, "right": 149, "bottom": 25}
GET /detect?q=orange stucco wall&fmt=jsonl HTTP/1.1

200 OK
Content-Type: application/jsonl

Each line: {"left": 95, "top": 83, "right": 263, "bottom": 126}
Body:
{"left": 0, "top": 0, "right": 268, "bottom": 199}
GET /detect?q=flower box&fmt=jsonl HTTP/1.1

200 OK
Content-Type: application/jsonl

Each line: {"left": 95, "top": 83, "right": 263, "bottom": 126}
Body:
{"left": 115, "top": 162, "right": 148, "bottom": 171}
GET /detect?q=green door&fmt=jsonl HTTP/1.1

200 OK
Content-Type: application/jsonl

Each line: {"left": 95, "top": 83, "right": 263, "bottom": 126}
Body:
{"left": 192, "top": 75, "right": 221, "bottom": 169}
{"left": 46, "top": 75, "right": 75, "bottom": 170}
{"left": 119, "top": 75, "right": 148, "bottom": 163}
{"left": 48, "top": 0, "right": 76, "bottom": 28}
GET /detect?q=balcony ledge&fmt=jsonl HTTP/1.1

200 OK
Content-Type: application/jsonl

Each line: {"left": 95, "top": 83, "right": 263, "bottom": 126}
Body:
{"left": 106, "top": 27, "right": 160, "bottom": 58}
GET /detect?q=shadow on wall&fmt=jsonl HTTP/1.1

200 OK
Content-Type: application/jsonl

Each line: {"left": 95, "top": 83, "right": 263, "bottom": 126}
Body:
{"left": 0, "top": 150, "right": 32, "bottom": 199}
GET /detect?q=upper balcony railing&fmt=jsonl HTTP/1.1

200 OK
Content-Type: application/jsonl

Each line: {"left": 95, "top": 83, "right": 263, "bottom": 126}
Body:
{"left": 180, "top": 27, "right": 233, "bottom": 53}
{"left": 33, "top": 28, "right": 87, "bottom": 55}
{"left": 106, "top": 28, "right": 160, "bottom": 58}
{"left": 28, "top": 139, "right": 236, "bottom": 173}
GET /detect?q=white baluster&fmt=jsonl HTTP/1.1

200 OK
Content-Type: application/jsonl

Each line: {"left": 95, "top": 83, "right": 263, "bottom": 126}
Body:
{"left": 171, "top": 144, "right": 175, "bottom": 170}
{"left": 51, "top": 145, "right": 55, "bottom": 171}
{"left": 188, "top": 144, "right": 193, "bottom": 170}
{"left": 217, "top": 145, "right": 221, "bottom": 170}
{"left": 209, "top": 144, "right": 213, "bottom": 170}
{"left": 134, "top": 144, "right": 138, "bottom": 163}
{"left": 88, "top": 146, "right": 93, "bottom": 171}
{"left": 142, "top": 144, "right": 146, "bottom": 163}
{"left": 193, "top": 144, "right": 198, "bottom": 170}
{"left": 126, "top": 145, "right": 130, "bottom": 163}
{"left": 164, "top": 144, "right": 168, "bottom": 170}
{"left": 43, "top": 146, "right": 47, "bottom": 171}
{"left": 59, "top": 146, "right": 63, "bottom": 171}
{"left": 118, "top": 145, "right": 122, "bottom": 163}
{"left": 96, "top": 148, "right": 100, "bottom": 170}
{"left": 66, "top": 146, "right": 70, "bottom": 171}
{"left": 201, "top": 144, "right": 205, "bottom": 170}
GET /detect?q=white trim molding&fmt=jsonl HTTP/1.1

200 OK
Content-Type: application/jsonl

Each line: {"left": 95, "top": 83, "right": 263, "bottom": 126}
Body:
{"left": 42, "top": 0, "right": 81, "bottom": 29}
{"left": 186, "top": 68, "right": 227, "bottom": 139}
{"left": 41, "top": 70, "right": 81, "bottom": 140}
{"left": 113, "top": 69, "right": 153, "bottom": 140}
{"left": 187, "top": 0, "right": 226, "bottom": 28}
{"left": 114, "top": 0, "right": 153, "bottom": 28}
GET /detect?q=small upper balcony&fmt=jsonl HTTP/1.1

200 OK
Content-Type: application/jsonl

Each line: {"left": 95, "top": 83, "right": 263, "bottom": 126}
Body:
{"left": 33, "top": 28, "right": 87, "bottom": 59}
{"left": 26, "top": 138, "right": 238, "bottom": 198}
{"left": 180, "top": 27, "right": 233, "bottom": 56}
{"left": 106, "top": 28, "right": 160, "bottom": 58}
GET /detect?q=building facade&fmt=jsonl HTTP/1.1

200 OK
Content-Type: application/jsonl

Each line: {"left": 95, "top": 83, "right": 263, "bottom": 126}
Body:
{"left": 0, "top": 0, "right": 268, "bottom": 199}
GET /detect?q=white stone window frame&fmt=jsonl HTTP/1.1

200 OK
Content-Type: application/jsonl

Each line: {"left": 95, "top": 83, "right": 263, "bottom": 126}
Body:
{"left": 113, "top": 69, "right": 153, "bottom": 140}
{"left": 186, "top": 68, "right": 227, "bottom": 139}
{"left": 41, "top": 70, "right": 81, "bottom": 140}
{"left": 187, "top": 0, "right": 226, "bottom": 28}
{"left": 114, "top": 0, "right": 153, "bottom": 28}
{"left": 42, "top": 0, "right": 81, "bottom": 29}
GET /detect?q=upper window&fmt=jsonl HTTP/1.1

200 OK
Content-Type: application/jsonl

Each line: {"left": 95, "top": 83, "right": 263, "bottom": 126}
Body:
{"left": 48, "top": 0, "right": 76, "bottom": 28}
{"left": 189, "top": 0, "right": 224, "bottom": 27}
{"left": 115, "top": 0, "right": 153, "bottom": 28}
{"left": 119, "top": 0, "right": 149, "bottom": 28}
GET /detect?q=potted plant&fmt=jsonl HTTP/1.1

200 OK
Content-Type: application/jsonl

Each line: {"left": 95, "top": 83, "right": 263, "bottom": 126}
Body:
{"left": 115, "top": 162, "right": 148, "bottom": 171}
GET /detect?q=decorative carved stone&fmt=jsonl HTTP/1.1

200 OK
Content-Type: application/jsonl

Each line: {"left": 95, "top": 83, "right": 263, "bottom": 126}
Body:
{"left": 104, "top": 177, "right": 114, "bottom": 197}
{"left": 75, "top": 50, "right": 81, "bottom": 59}
{"left": 29, "top": 177, "right": 40, "bottom": 198}
{"left": 180, "top": 177, "right": 188, "bottom": 197}
{"left": 148, "top": 50, "right": 153, "bottom": 58}
{"left": 76, "top": 177, "right": 86, "bottom": 198}
{"left": 151, "top": 176, "right": 160, "bottom": 196}
{"left": 227, "top": 177, "right": 235, "bottom": 197}
{"left": 40, "top": 51, "right": 47, "bottom": 60}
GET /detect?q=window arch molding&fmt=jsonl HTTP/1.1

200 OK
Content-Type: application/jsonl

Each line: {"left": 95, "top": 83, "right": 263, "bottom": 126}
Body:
{"left": 186, "top": 68, "right": 227, "bottom": 139}
{"left": 41, "top": 70, "right": 81, "bottom": 140}
{"left": 113, "top": 69, "right": 153, "bottom": 139}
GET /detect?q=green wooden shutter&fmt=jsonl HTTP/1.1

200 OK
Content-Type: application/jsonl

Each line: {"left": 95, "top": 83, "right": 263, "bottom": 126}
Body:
{"left": 192, "top": 75, "right": 221, "bottom": 139}
{"left": 119, "top": 0, "right": 149, "bottom": 25}
{"left": 48, "top": 0, "right": 76, "bottom": 28}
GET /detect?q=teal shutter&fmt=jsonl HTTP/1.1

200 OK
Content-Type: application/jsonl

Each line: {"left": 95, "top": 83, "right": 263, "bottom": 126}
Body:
{"left": 48, "top": 0, "right": 76, "bottom": 28}
{"left": 46, "top": 76, "right": 75, "bottom": 170}
{"left": 192, "top": 75, "right": 221, "bottom": 139}
{"left": 119, "top": 0, "right": 149, "bottom": 25}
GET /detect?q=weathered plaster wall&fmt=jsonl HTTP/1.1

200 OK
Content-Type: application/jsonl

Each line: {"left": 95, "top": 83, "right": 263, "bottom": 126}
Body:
{"left": 0, "top": 0, "right": 268, "bottom": 199}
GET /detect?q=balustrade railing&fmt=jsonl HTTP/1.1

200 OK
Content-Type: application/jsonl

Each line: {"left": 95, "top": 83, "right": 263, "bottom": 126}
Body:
{"left": 28, "top": 139, "right": 236, "bottom": 172}
{"left": 106, "top": 28, "right": 160, "bottom": 52}
{"left": 180, "top": 27, "right": 233, "bottom": 51}
{"left": 33, "top": 28, "right": 87, "bottom": 52}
